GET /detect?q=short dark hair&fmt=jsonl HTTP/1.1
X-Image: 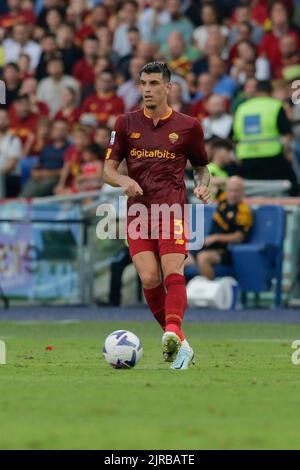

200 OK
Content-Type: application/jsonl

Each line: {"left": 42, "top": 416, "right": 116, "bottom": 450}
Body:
{"left": 83, "top": 143, "right": 104, "bottom": 159}
{"left": 96, "top": 123, "right": 110, "bottom": 132}
{"left": 236, "top": 1, "right": 251, "bottom": 10}
{"left": 128, "top": 26, "right": 140, "bottom": 34}
{"left": 139, "top": 62, "right": 171, "bottom": 82}
{"left": 47, "top": 52, "right": 64, "bottom": 65}
{"left": 84, "top": 34, "right": 98, "bottom": 42}
{"left": 122, "top": 0, "right": 138, "bottom": 9}
{"left": 211, "top": 138, "right": 233, "bottom": 152}
{"left": 43, "top": 32, "right": 56, "bottom": 40}
{"left": 15, "top": 93, "right": 30, "bottom": 102}
{"left": 4, "top": 62, "right": 20, "bottom": 72}
{"left": 256, "top": 80, "right": 273, "bottom": 94}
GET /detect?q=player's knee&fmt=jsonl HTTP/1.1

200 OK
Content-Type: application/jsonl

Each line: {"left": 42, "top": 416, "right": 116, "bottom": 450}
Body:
{"left": 139, "top": 271, "right": 161, "bottom": 289}
{"left": 161, "top": 258, "right": 185, "bottom": 278}
{"left": 163, "top": 266, "right": 184, "bottom": 278}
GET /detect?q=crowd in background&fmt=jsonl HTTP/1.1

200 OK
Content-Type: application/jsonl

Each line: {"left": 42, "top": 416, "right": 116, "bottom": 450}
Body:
{"left": 1, "top": 0, "right": 300, "bottom": 199}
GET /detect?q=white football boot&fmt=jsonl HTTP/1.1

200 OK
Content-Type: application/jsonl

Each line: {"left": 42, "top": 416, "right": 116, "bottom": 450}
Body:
{"left": 170, "top": 344, "right": 195, "bottom": 370}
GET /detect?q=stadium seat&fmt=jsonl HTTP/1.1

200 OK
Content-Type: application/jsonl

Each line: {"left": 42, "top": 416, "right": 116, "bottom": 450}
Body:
{"left": 230, "top": 205, "right": 285, "bottom": 308}
{"left": 186, "top": 204, "right": 285, "bottom": 307}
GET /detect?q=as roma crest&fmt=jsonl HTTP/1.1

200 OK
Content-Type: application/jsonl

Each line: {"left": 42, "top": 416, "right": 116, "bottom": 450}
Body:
{"left": 169, "top": 132, "right": 179, "bottom": 144}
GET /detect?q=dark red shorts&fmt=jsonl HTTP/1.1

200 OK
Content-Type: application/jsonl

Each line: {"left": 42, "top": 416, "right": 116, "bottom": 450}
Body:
{"left": 127, "top": 215, "right": 189, "bottom": 259}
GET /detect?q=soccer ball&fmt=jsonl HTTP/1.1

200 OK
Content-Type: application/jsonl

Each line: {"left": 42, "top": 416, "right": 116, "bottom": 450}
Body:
{"left": 102, "top": 330, "right": 143, "bottom": 369}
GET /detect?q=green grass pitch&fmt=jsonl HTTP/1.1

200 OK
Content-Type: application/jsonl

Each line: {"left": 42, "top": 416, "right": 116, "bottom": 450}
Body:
{"left": 0, "top": 321, "right": 300, "bottom": 450}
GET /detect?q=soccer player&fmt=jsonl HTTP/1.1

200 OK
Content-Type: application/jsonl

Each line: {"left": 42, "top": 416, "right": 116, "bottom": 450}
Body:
{"left": 103, "top": 62, "right": 210, "bottom": 370}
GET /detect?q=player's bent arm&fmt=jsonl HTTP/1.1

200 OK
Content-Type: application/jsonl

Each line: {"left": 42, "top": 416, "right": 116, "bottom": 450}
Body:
{"left": 193, "top": 165, "right": 211, "bottom": 204}
{"left": 103, "top": 160, "right": 143, "bottom": 197}
{"left": 103, "top": 160, "right": 123, "bottom": 187}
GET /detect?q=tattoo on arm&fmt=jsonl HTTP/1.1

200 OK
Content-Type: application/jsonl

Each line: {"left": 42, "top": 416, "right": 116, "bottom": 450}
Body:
{"left": 193, "top": 166, "right": 210, "bottom": 188}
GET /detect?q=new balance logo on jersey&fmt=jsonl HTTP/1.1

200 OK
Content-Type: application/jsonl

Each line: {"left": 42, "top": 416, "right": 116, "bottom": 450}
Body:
{"left": 130, "top": 133, "right": 141, "bottom": 139}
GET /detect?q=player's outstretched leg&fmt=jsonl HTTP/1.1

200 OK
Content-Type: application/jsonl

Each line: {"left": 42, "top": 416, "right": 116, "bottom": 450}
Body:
{"left": 163, "top": 272, "right": 195, "bottom": 369}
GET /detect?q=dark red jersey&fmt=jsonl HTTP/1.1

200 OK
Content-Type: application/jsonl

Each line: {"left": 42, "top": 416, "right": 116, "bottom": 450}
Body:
{"left": 106, "top": 108, "right": 208, "bottom": 209}
{"left": 0, "top": 10, "right": 36, "bottom": 30}
{"left": 83, "top": 93, "right": 125, "bottom": 125}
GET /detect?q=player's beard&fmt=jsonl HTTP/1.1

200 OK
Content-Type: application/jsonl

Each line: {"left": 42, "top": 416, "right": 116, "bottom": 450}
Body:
{"left": 145, "top": 104, "right": 157, "bottom": 110}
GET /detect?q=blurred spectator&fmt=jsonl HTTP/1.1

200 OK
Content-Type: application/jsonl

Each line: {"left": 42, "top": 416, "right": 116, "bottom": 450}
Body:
{"left": 192, "top": 26, "right": 228, "bottom": 76}
{"left": 208, "top": 138, "right": 233, "bottom": 185}
{"left": 55, "top": 86, "right": 82, "bottom": 131}
{"left": 56, "top": 23, "right": 83, "bottom": 75}
{"left": 203, "top": 95, "right": 233, "bottom": 139}
{"left": 230, "top": 40, "right": 270, "bottom": 85}
{"left": 233, "top": 80, "right": 299, "bottom": 196}
{"left": 160, "top": 31, "right": 199, "bottom": 77}
{"left": 229, "top": 1, "right": 264, "bottom": 46}
{"left": 193, "top": 1, "right": 229, "bottom": 53}
{"left": 275, "top": 34, "right": 300, "bottom": 79}
{"left": 26, "top": 116, "right": 51, "bottom": 158}
{"left": 229, "top": 21, "right": 253, "bottom": 59}
{"left": 9, "top": 94, "right": 39, "bottom": 151}
{"left": 209, "top": 55, "right": 237, "bottom": 99}
{"left": 78, "top": 113, "right": 99, "bottom": 137}
{"left": 94, "top": 26, "right": 115, "bottom": 61}
{"left": 45, "top": 7, "right": 64, "bottom": 35}
{"left": 189, "top": 73, "right": 214, "bottom": 121}
{"left": 74, "top": 143, "right": 104, "bottom": 193}
{"left": 113, "top": 1, "right": 139, "bottom": 58}
{"left": 194, "top": 177, "right": 253, "bottom": 280}
{"left": 55, "top": 125, "right": 90, "bottom": 195}
{"left": 73, "top": 35, "right": 98, "bottom": 89}
{"left": 83, "top": 69, "right": 125, "bottom": 128}
{"left": 38, "top": 0, "right": 66, "bottom": 30}
{"left": 117, "top": 57, "right": 146, "bottom": 111}
{"left": 0, "top": 109, "right": 22, "bottom": 198}
{"left": 118, "top": 39, "right": 156, "bottom": 81}
{"left": 135, "top": 42, "right": 157, "bottom": 65}
{"left": 0, "top": 0, "right": 36, "bottom": 31}
{"left": 20, "top": 120, "right": 70, "bottom": 198}
{"left": 19, "top": 77, "right": 49, "bottom": 117}
{"left": 36, "top": 33, "right": 60, "bottom": 81}
{"left": 93, "top": 124, "right": 111, "bottom": 152}
{"left": 37, "top": 55, "right": 81, "bottom": 117}
{"left": 66, "top": 0, "right": 89, "bottom": 30}
{"left": 74, "top": 3, "right": 108, "bottom": 45}
{"left": 17, "top": 53, "right": 33, "bottom": 80}
{"left": 231, "top": 76, "right": 258, "bottom": 113}
{"left": 138, "top": 0, "right": 170, "bottom": 43}
{"left": 1, "top": 63, "right": 21, "bottom": 108}
{"left": 154, "top": 0, "right": 194, "bottom": 48}
{"left": 168, "top": 81, "right": 190, "bottom": 114}
{"left": 260, "top": 1, "right": 300, "bottom": 77}
{"left": 116, "top": 26, "right": 141, "bottom": 80}
{"left": 3, "top": 22, "right": 41, "bottom": 72}
{"left": 81, "top": 54, "right": 112, "bottom": 100}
